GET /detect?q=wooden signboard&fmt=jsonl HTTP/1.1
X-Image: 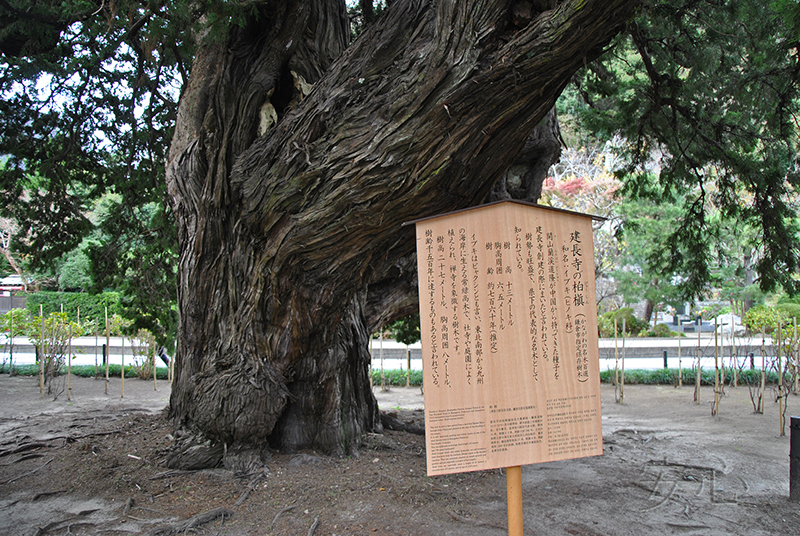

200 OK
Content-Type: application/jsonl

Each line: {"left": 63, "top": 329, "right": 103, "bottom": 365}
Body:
{"left": 412, "top": 200, "right": 603, "bottom": 476}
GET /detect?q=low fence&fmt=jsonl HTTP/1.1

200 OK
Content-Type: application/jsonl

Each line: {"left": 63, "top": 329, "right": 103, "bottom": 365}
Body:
{"left": 0, "top": 336, "right": 783, "bottom": 372}
{"left": 368, "top": 337, "right": 781, "bottom": 373}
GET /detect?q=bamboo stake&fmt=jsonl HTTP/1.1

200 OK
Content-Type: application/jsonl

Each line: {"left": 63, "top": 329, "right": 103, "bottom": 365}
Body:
{"left": 713, "top": 319, "right": 719, "bottom": 415}
{"left": 39, "top": 305, "right": 44, "bottom": 397}
{"left": 778, "top": 322, "right": 785, "bottom": 436}
{"left": 620, "top": 318, "right": 626, "bottom": 404}
{"left": 67, "top": 323, "right": 72, "bottom": 401}
{"left": 406, "top": 345, "right": 411, "bottom": 387}
{"left": 153, "top": 343, "right": 157, "bottom": 391}
{"left": 677, "top": 327, "right": 682, "bottom": 388}
{"left": 104, "top": 307, "right": 110, "bottom": 395}
{"left": 786, "top": 316, "right": 800, "bottom": 394}
{"left": 380, "top": 330, "right": 386, "bottom": 392}
{"left": 121, "top": 334, "right": 125, "bottom": 399}
{"left": 614, "top": 317, "right": 619, "bottom": 402}
{"left": 794, "top": 318, "right": 799, "bottom": 395}
{"left": 695, "top": 318, "right": 701, "bottom": 404}
{"left": 8, "top": 307, "right": 13, "bottom": 374}
{"left": 506, "top": 466, "right": 523, "bottom": 536}
{"left": 731, "top": 320, "right": 738, "bottom": 387}
{"left": 760, "top": 328, "right": 766, "bottom": 414}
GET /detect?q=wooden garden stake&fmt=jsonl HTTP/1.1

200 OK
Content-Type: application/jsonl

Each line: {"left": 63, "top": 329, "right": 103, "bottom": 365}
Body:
{"left": 677, "top": 328, "right": 682, "bottom": 388}
{"left": 67, "top": 324, "right": 72, "bottom": 401}
{"left": 731, "top": 320, "right": 738, "bottom": 387}
{"left": 104, "top": 307, "right": 110, "bottom": 395}
{"left": 778, "top": 322, "right": 785, "bottom": 436}
{"left": 621, "top": 318, "right": 626, "bottom": 404}
{"left": 713, "top": 319, "right": 720, "bottom": 416}
{"left": 760, "top": 328, "right": 767, "bottom": 414}
{"left": 94, "top": 329, "right": 98, "bottom": 378}
{"left": 614, "top": 317, "right": 619, "bottom": 401}
{"left": 786, "top": 317, "right": 800, "bottom": 394}
{"left": 39, "top": 305, "right": 44, "bottom": 397}
{"left": 121, "top": 334, "right": 125, "bottom": 399}
{"left": 8, "top": 308, "right": 13, "bottom": 373}
{"left": 695, "top": 318, "right": 701, "bottom": 404}
{"left": 791, "top": 416, "right": 800, "bottom": 502}
{"left": 153, "top": 344, "right": 158, "bottom": 391}
{"left": 506, "top": 466, "right": 523, "bottom": 536}
{"left": 406, "top": 344, "right": 411, "bottom": 387}
{"left": 380, "top": 330, "right": 387, "bottom": 392}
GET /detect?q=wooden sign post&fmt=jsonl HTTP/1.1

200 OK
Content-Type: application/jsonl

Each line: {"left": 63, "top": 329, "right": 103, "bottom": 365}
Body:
{"left": 410, "top": 201, "right": 604, "bottom": 535}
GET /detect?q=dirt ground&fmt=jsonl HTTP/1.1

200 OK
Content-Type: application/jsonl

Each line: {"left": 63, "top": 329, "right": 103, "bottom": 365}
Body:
{"left": 1, "top": 373, "right": 798, "bottom": 536}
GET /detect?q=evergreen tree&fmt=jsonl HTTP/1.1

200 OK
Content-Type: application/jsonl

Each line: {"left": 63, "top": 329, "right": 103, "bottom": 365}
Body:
{"left": 574, "top": 0, "right": 800, "bottom": 296}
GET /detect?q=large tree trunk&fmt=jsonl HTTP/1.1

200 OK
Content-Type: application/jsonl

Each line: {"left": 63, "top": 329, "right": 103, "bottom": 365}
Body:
{"left": 165, "top": 0, "right": 637, "bottom": 467}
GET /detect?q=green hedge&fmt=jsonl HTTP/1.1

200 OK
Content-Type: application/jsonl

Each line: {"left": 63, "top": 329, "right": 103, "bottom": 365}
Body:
{"left": 25, "top": 291, "right": 122, "bottom": 325}
{"left": 0, "top": 363, "right": 169, "bottom": 380}
{"left": 600, "top": 367, "right": 790, "bottom": 385}
{"left": 371, "top": 369, "right": 423, "bottom": 386}
{"left": 3, "top": 365, "right": 788, "bottom": 388}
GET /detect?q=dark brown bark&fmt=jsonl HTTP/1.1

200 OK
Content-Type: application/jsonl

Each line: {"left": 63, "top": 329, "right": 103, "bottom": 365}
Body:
{"left": 165, "top": 0, "right": 638, "bottom": 465}
{"left": 490, "top": 106, "right": 564, "bottom": 203}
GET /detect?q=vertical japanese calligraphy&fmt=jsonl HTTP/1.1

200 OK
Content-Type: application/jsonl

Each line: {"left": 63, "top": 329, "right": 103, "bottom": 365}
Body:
{"left": 413, "top": 201, "right": 603, "bottom": 476}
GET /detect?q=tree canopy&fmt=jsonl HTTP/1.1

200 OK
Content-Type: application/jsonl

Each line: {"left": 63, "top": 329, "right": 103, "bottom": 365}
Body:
{"left": 2, "top": 1, "right": 798, "bottom": 315}
{"left": 574, "top": 0, "right": 800, "bottom": 296}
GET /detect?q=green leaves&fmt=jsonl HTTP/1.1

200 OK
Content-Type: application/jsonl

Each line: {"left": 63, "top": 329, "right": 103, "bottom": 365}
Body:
{"left": 0, "top": 0, "right": 189, "bottom": 346}
{"left": 574, "top": 0, "right": 800, "bottom": 296}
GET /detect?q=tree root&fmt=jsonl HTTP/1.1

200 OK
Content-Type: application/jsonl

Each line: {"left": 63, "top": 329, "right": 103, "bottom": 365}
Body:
{"left": 142, "top": 507, "right": 233, "bottom": 536}
{"left": 233, "top": 468, "right": 268, "bottom": 507}
{"left": 380, "top": 413, "right": 424, "bottom": 435}
{"left": 0, "top": 442, "right": 51, "bottom": 458}
{"left": 271, "top": 505, "right": 296, "bottom": 529}
{"left": 3, "top": 457, "right": 53, "bottom": 484}
{"left": 32, "top": 489, "right": 68, "bottom": 501}
{"left": 32, "top": 509, "right": 99, "bottom": 535}
{"left": 149, "top": 469, "right": 196, "bottom": 480}
{"left": 0, "top": 452, "right": 45, "bottom": 465}
{"left": 446, "top": 509, "right": 506, "bottom": 530}
{"left": 121, "top": 497, "right": 134, "bottom": 518}
{"left": 307, "top": 516, "right": 320, "bottom": 536}
{"left": 233, "top": 488, "right": 251, "bottom": 507}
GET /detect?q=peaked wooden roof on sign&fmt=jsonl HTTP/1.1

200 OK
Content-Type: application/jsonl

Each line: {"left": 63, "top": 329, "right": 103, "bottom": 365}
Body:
{"left": 403, "top": 199, "right": 607, "bottom": 227}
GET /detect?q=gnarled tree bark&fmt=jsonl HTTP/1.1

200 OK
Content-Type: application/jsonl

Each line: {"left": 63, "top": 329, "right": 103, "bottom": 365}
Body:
{"left": 165, "top": 0, "right": 637, "bottom": 467}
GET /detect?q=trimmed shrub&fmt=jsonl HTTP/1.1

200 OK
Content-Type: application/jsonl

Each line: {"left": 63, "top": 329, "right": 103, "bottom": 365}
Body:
{"left": 25, "top": 291, "right": 122, "bottom": 326}
{"left": 598, "top": 308, "right": 649, "bottom": 338}
{"left": 371, "top": 369, "right": 423, "bottom": 386}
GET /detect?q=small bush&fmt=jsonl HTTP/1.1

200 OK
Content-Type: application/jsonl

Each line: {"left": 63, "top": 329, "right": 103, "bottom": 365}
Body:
{"left": 640, "top": 323, "right": 676, "bottom": 338}
{"left": 598, "top": 308, "right": 649, "bottom": 338}
{"left": 371, "top": 369, "right": 423, "bottom": 386}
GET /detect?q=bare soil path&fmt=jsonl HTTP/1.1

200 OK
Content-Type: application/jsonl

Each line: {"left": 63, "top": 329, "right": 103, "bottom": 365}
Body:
{"left": 0, "top": 374, "right": 798, "bottom": 535}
